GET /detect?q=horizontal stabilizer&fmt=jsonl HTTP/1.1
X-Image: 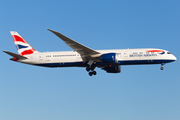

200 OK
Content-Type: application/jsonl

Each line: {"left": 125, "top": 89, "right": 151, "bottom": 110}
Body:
{"left": 3, "top": 51, "right": 28, "bottom": 59}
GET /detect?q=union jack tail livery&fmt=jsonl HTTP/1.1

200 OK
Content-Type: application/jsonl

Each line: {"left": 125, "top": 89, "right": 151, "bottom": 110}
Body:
{"left": 10, "top": 31, "right": 37, "bottom": 56}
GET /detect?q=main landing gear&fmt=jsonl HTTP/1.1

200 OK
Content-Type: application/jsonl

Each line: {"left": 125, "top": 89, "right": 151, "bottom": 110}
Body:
{"left": 89, "top": 71, "right": 97, "bottom": 76}
{"left": 86, "top": 60, "right": 97, "bottom": 76}
{"left": 160, "top": 63, "right": 165, "bottom": 70}
{"left": 86, "top": 66, "right": 97, "bottom": 76}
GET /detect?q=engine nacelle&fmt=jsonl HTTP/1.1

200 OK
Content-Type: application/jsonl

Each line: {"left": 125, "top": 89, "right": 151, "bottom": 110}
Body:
{"left": 101, "top": 53, "right": 118, "bottom": 63}
{"left": 102, "top": 66, "right": 121, "bottom": 73}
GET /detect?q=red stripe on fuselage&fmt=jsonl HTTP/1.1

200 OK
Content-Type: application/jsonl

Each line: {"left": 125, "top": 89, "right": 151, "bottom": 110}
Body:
{"left": 146, "top": 50, "right": 164, "bottom": 52}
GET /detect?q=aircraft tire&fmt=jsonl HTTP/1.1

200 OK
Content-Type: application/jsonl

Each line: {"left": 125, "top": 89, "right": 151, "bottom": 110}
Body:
{"left": 160, "top": 67, "right": 164, "bottom": 70}
{"left": 89, "top": 72, "right": 93, "bottom": 76}
{"left": 93, "top": 71, "right": 97, "bottom": 75}
{"left": 86, "top": 67, "right": 91, "bottom": 72}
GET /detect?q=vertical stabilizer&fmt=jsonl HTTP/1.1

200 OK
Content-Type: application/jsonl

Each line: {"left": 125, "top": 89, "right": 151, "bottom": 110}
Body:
{"left": 10, "top": 31, "right": 37, "bottom": 56}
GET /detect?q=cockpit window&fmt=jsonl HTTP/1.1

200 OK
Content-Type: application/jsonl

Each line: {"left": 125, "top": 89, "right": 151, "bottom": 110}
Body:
{"left": 167, "top": 52, "right": 171, "bottom": 54}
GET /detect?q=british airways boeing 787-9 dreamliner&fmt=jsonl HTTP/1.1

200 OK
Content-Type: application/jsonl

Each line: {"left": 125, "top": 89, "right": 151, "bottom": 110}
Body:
{"left": 4, "top": 29, "right": 177, "bottom": 76}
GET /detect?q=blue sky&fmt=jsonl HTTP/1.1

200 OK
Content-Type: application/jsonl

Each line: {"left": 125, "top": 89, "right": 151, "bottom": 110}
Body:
{"left": 0, "top": 0, "right": 179, "bottom": 120}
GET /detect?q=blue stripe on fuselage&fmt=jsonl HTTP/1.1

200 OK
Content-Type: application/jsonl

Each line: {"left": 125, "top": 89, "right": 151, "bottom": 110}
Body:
{"left": 33, "top": 59, "right": 175, "bottom": 68}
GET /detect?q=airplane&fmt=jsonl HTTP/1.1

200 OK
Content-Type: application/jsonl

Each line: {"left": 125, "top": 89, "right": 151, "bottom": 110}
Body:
{"left": 4, "top": 29, "right": 177, "bottom": 76}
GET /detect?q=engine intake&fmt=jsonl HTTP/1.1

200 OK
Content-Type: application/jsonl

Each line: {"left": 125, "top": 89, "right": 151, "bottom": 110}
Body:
{"left": 100, "top": 53, "right": 118, "bottom": 63}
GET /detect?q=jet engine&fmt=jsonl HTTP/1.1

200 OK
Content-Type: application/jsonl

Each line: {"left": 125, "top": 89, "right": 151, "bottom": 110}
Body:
{"left": 102, "top": 66, "right": 121, "bottom": 73}
{"left": 100, "top": 53, "right": 118, "bottom": 63}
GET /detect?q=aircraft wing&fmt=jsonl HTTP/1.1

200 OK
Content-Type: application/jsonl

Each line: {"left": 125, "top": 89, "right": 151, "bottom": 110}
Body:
{"left": 47, "top": 29, "right": 101, "bottom": 63}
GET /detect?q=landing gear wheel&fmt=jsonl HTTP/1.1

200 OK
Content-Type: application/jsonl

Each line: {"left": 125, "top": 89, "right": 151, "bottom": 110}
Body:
{"left": 160, "top": 63, "right": 165, "bottom": 70}
{"left": 86, "top": 66, "right": 96, "bottom": 72}
{"left": 89, "top": 72, "right": 93, "bottom": 76}
{"left": 86, "top": 64, "right": 97, "bottom": 76}
{"left": 93, "top": 71, "right": 97, "bottom": 75}
{"left": 160, "top": 67, "right": 164, "bottom": 70}
{"left": 88, "top": 71, "right": 97, "bottom": 76}
{"left": 86, "top": 67, "right": 90, "bottom": 72}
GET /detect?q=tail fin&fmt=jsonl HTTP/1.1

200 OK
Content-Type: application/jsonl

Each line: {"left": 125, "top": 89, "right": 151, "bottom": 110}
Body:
{"left": 10, "top": 31, "right": 37, "bottom": 56}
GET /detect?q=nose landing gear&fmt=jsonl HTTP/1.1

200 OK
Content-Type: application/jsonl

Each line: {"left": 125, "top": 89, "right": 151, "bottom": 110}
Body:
{"left": 160, "top": 63, "right": 165, "bottom": 70}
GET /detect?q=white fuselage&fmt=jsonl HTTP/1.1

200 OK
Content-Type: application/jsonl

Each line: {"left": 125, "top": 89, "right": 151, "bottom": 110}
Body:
{"left": 6, "top": 29, "right": 177, "bottom": 75}
{"left": 18, "top": 48, "right": 177, "bottom": 68}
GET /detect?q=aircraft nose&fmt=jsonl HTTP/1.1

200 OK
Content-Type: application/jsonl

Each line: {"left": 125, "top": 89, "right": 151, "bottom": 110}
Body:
{"left": 172, "top": 55, "right": 177, "bottom": 61}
